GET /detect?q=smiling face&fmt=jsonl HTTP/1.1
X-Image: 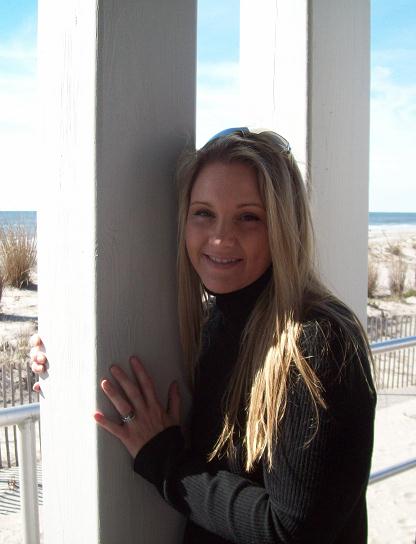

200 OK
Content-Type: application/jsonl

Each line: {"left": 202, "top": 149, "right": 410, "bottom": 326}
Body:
{"left": 185, "top": 161, "right": 272, "bottom": 294}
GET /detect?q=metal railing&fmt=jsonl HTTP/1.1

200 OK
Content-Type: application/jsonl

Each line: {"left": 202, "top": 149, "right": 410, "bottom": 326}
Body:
{"left": 369, "top": 458, "right": 416, "bottom": 485}
{"left": 368, "top": 335, "right": 416, "bottom": 486}
{"left": 0, "top": 403, "right": 40, "bottom": 544}
{"left": 371, "top": 335, "right": 416, "bottom": 354}
{"left": 367, "top": 315, "right": 416, "bottom": 389}
{"left": 1, "top": 359, "right": 40, "bottom": 468}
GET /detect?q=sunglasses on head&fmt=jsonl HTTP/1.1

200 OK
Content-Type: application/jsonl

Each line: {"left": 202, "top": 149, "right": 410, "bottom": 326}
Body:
{"left": 207, "top": 126, "right": 291, "bottom": 155}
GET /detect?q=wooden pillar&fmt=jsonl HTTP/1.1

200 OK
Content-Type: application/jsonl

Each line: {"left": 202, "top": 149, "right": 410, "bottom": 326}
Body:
{"left": 240, "top": 0, "right": 370, "bottom": 323}
{"left": 37, "top": 1, "right": 196, "bottom": 542}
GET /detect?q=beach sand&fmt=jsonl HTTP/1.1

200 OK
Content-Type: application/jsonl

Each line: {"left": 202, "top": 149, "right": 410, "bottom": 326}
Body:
{"left": 368, "top": 227, "right": 416, "bottom": 318}
{"left": 367, "top": 391, "right": 416, "bottom": 543}
{"left": 1, "top": 230, "right": 416, "bottom": 543}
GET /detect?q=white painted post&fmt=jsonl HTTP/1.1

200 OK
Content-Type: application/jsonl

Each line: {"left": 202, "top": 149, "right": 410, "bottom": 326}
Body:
{"left": 37, "top": 1, "right": 196, "bottom": 543}
{"left": 17, "top": 420, "right": 40, "bottom": 544}
{"left": 240, "top": 0, "right": 370, "bottom": 324}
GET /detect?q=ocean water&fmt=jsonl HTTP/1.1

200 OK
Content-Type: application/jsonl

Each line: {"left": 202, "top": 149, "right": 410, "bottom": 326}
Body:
{"left": 369, "top": 212, "right": 416, "bottom": 230}
{"left": 0, "top": 211, "right": 37, "bottom": 235}
{"left": 0, "top": 211, "right": 415, "bottom": 234}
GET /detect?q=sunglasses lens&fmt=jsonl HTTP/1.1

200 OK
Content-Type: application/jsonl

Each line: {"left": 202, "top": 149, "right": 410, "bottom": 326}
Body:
{"left": 207, "top": 127, "right": 290, "bottom": 154}
{"left": 207, "top": 127, "right": 249, "bottom": 142}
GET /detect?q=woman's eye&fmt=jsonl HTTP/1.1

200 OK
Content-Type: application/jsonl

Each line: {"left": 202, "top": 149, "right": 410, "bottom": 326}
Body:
{"left": 193, "top": 209, "right": 214, "bottom": 218}
{"left": 240, "top": 213, "right": 260, "bottom": 222}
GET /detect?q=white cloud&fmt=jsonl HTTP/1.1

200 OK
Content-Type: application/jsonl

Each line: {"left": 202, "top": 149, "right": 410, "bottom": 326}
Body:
{"left": 0, "top": 30, "right": 38, "bottom": 210}
{"left": 369, "top": 65, "right": 416, "bottom": 211}
{"left": 0, "top": 73, "right": 36, "bottom": 129}
{"left": 196, "top": 61, "right": 242, "bottom": 147}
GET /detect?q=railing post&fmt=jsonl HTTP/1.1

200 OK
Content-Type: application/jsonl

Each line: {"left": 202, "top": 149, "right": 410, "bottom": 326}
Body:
{"left": 17, "top": 418, "right": 40, "bottom": 544}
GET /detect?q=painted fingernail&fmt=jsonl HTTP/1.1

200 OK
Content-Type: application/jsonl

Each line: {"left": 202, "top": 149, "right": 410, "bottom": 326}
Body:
{"left": 101, "top": 380, "right": 110, "bottom": 391}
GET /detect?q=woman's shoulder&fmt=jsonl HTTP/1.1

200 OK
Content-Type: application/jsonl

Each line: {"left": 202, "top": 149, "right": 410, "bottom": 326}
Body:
{"left": 299, "top": 297, "right": 373, "bottom": 387}
{"left": 301, "top": 297, "right": 364, "bottom": 350}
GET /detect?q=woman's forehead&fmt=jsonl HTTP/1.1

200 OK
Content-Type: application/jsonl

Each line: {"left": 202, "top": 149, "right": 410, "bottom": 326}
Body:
{"left": 191, "top": 161, "right": 261, "bottom": 202}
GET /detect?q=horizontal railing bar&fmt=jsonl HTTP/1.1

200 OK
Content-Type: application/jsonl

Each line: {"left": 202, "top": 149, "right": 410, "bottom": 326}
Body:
{"left": 0, "top": 403, "right": 40, "bottom": 427}
{"left": 369, "top": 458, "right": 416, "bottom": 484}
{"left": 370, "top": 335, "right": 416, "bottom": 354}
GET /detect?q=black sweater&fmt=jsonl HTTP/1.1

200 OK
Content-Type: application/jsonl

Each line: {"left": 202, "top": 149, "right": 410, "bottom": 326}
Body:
{"left": 134, "top": 273, "right": 376, "bottom": 543}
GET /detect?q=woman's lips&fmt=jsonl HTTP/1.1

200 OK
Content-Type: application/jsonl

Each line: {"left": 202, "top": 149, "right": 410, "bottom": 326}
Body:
{"left": 203, "top": 254, "right": 243, "bottom": 268}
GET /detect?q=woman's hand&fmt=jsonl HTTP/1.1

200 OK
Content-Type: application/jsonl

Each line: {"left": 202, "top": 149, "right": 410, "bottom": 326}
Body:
{"left": 94, "top": 356, "right": 181, "bottom": 458}
{"left": 29, "top": 334, "right": 48, "bottom": 392}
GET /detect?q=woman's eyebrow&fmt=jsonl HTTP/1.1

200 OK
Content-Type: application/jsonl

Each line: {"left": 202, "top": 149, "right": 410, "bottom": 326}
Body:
{"left": 189, "top": 201, "right": 264, "bottom": 209}
{"left": 189, "top": 200, "right": 212, "bottom": 207}
{"left": 237, "top": 203, "right": 265, "bottom": 209}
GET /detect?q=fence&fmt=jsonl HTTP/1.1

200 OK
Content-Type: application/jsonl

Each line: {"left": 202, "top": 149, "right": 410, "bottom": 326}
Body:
{"left": 367, "top": 315, "right": 416, "bottom": 389}
{"left": 0, "top": 360, "right": 40, "bottom": 469}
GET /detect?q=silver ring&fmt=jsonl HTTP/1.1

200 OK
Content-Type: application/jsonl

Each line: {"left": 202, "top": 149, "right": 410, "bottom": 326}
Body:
{"left": 121, "top": 410, "right": 136, "bottom": 424}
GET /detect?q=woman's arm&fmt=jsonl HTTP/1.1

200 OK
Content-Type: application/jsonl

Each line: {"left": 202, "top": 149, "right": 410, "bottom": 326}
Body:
{"left": 134, "top": 339, "right": 376, "bottom": 543}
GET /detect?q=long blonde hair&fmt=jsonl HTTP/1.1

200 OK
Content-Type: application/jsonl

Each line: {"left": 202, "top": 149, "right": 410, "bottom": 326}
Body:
{"left": 176, "top": 130, "right": 372, "bottom": 471}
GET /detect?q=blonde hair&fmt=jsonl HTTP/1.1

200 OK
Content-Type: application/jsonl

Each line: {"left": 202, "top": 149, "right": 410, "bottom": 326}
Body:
{"left": 176, "top": 130, "right": 372, "bottom": 471}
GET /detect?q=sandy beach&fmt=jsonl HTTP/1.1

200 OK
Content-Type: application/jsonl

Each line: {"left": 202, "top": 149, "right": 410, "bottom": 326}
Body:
{"left": 368, "top": 227, "right": 416, "bottom": 318}
{"left": 1, "top": 229, "right": 416, "bottom": 543}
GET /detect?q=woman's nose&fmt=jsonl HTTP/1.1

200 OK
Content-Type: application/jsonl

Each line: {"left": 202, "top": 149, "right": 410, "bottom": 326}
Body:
{"left": 209, "top": 220, "right": 235, "bottom": 246}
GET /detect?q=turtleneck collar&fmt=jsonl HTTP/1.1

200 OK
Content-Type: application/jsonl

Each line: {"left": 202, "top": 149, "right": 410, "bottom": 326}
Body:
{"left": 209, "top": 266, "right": 272, "bottom": 325}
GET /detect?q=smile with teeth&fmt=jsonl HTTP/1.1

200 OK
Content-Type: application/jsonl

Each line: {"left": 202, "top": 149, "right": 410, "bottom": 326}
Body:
{"left": 205, "top": 254, "right": 242, "bottom": 264}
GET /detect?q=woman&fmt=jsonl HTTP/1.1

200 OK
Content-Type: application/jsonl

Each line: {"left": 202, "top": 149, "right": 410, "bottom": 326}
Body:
{"left": 31, "top": 128, "right": 376, "bottom": 543}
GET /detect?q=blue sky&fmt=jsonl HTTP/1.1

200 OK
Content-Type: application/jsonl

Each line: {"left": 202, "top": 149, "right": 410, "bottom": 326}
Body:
{"left": 370, "top": 0, "right": 416, "bottom": 212}
{"left": 0, "top": 0, "right": 414, "bottom": 212}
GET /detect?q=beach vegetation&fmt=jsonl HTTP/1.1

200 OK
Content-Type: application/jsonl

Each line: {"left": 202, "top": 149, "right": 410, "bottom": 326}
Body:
{"left": 388, "top": 256, "right": 407, "bottom": 297}
{"left": 0, "top": 330, "right": 37, "bottom": 410}
{"left": 368, "top": 259, "right": 378, "bottom": 297}
{"left": 403, "top": 288, "right": 416, "bottom": 298}
{"left": 386, "top": 242, "right": 403, "bottom": 257}
{"left": 0, "top": 226, "right": 37, "bottom": 288}
{"left": 0, "top": 330, "right": 32, "bottom": 367}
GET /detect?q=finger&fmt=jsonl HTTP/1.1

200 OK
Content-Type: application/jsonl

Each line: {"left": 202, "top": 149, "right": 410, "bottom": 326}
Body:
{"left": 167, "top": 381, "right": 181, "bottom": 424}
{"left": 30, "top": 334, "right": 44, "bottom": 348}
{"left": 31, "top": 361, "right": 45, "bottom": 374}
{"left": 94, "top": 411, "right": 125, "bottom": 440}
{"left": 94, "top": 412, "right": 140, "bottom": 458}
{"left": 30, "top": 347, "right": 47, "bottom": 365}
{"left": 33, "top": 382, "right": 41, "bottom": 393}
{"left": 129, "top": 356, "right": 159, "bottom": 408}
{"left": 110, "top": 365, "right": 146, "bottom": 413}
{"left": 101, "top": 379, "right": 136, "bottom": 420}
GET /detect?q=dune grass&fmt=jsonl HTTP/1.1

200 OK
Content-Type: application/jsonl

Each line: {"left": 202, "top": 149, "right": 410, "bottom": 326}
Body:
{"left": 388, "top": 256, "right": 407, "bottom": 297}
{"left": 368, "top": 259, "right": 379, "bottom": 297}
{"left": 0, "top": 226, "right": 37, "bottom": 289}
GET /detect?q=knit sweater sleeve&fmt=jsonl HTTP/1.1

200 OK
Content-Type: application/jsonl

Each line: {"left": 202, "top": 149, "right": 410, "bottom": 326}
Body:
{"left": 134, "top": 329, "right": 376, "bottom": 543}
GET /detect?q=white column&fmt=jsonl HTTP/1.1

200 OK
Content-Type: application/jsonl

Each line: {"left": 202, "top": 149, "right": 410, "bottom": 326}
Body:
{"left": 240, "top": 0, "right": 370, "bottom": 323}
{"left": 37, "top": 2, "right": 196, "bottom": 543}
